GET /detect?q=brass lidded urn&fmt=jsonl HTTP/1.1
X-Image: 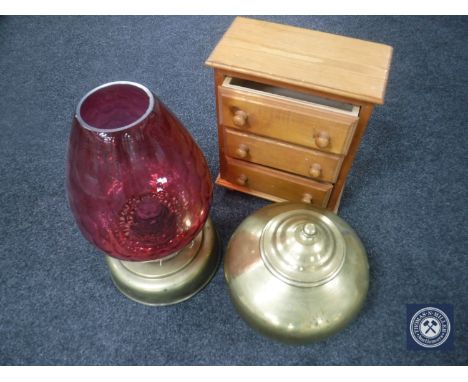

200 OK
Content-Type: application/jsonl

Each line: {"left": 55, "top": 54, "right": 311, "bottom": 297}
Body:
{"left": 224, "top": 203, "right": 369, "bottom": 344}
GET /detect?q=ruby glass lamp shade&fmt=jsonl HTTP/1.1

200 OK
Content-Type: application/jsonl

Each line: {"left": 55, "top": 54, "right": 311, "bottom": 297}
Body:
{"left": 67, "top": 82, "right": 213, "bottom": 262}
{"left": 66, "top": 82, "right": 219, "bottom": 305}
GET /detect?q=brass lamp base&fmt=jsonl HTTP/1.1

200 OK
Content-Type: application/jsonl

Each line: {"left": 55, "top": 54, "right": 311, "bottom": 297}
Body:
{"left": 105, "top": 217, "right": 219, "bottom": 306}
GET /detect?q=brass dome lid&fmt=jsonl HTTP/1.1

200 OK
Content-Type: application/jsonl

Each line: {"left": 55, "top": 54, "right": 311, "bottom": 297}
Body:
{"left": 224, "top": 203, "right": 369, "bottom": 344}
{"left": 261, "top": 209, "right": 346, "bottom": 287}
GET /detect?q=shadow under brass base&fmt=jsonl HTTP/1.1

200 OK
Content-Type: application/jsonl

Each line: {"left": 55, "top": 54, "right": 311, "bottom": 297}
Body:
{"left": 105, "top": 217, "right": 219, "bottom": 306}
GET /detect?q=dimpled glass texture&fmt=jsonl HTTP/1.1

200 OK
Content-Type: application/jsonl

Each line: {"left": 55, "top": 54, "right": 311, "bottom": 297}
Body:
{"left": 67, "top": 82, "right": 213, "bottom": 261}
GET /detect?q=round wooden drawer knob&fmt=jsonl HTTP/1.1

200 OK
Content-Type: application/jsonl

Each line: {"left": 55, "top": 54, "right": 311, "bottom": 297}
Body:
{"left": 301, "top": 193, "right": 313, "bottom": 204}
{"left": 309, "top": 163, "right": 322, "bottom": 178}
{"left": 236, "top": 144, "right": 249, "bottom": 159}
{"left": 237, "top": 174, "right": 248, "bottom": 186}
{"left": 233, "top": 110, "right": 248, "bottom": 127}
{"left": 315, "top": 131, "right": 330, "bottom": 148}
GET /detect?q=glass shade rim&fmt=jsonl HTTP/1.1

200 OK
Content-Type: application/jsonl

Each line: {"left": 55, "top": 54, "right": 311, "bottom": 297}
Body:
{"left": 75, "top": 81, "right": 155, "bottom": 133}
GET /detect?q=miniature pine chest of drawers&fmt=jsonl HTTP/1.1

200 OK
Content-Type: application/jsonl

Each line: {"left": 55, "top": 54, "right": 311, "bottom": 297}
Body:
{"left": 206, "top": 17, "right": 393, "bottom": 211}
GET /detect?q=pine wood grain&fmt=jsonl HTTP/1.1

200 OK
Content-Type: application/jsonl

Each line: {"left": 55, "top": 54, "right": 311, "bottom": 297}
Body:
{"left": 219, "top": 85, "right": 358, "bottom": 155}
{"left": 223, "top": 128, "right": 343, "bottom": 183}
{"left": 327, "top": 104, "right": 374, "bottom": 210}
{"left": 220, "top": 157, "right": 332, "bottom": 207}
{"left": 207, "top": 17, "right": 392, "bottom": 211}
{"left": 206, "top": 17, "right": 393, "bottom": 105}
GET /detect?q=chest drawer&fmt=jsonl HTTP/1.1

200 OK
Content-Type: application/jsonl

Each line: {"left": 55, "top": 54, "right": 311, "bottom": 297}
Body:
{"left": 222, "top": 157, "right": 332, "bottom": 207}
{"left": 218, "top": 78, "right": 359, "bottom": 155}
{"left": 224, "top": 128, "right": 343, "bottom": 183}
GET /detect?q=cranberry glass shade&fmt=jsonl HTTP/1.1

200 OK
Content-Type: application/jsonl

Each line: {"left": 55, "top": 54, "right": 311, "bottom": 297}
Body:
{"left": 67, "top": 82, "right": 213, "bottom": 262}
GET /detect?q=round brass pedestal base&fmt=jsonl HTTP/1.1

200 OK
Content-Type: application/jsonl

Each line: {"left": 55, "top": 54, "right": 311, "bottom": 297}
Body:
{"left": 106, "top": 217, "right": 219, "bottom": 306}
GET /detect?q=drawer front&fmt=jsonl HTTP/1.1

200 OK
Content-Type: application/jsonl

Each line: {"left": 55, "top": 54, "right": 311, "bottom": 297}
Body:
{"left": 223, "top": 157, "right": 332, "bottom": 207}
{"left": 219, "top": 86, "right": 358, "bottom": 155}
{"left": 224, "top": 128, "right": 343, "bottom": 183}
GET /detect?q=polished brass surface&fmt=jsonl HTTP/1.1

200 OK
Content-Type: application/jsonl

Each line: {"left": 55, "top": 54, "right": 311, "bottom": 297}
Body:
{"left": 224, "top": 203, "right": 369, "bottom": 344}
{"left": 106, "top": 217, "right": 219, "bottom": 306}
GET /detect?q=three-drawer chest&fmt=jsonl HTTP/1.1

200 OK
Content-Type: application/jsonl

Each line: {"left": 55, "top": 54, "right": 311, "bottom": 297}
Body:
{"left": 206, "top": 17, "right": 393, "bottom": 211}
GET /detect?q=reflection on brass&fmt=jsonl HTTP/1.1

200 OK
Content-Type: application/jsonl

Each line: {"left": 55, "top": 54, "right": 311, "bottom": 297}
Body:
{"left": 224, "top": 203, "right": 369, "bottom": 344}
{"left": 106, "top": 217, "right": 219, "bottom": 306}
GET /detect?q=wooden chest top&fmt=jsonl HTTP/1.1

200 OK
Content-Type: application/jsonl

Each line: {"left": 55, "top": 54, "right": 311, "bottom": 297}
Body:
{"left": 206, "top": 17, "right": 393, "bottom": 105}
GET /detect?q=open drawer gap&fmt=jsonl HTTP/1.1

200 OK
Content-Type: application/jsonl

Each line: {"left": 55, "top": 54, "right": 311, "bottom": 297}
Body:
{"left": 223, "top": 76, "right": 360, "bottom": 117}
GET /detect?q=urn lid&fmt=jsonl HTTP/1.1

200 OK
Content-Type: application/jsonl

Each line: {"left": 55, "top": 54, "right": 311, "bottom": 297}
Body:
{"left": 224, "top": 203, "right": 369, "bottom": 344}
{"left": 260, "top": 209, "right": 346, "bottom": 287}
